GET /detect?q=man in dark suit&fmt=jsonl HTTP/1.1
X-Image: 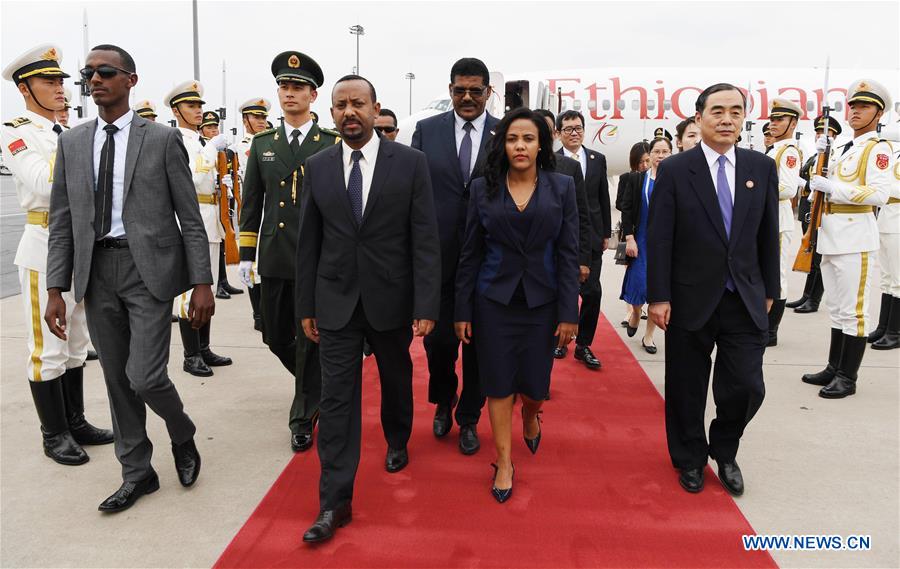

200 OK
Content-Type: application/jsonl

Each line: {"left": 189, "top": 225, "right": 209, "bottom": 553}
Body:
{"left": 297, "top": 75, "right": 440, "bottom": 543}
{"left": 554, "top": 110, "right": 611, "bottom": 370}
{"left": 647, "top": 83, "right": 778, "bottom": 496}
{"left": 45, "top": 44, "right": 211, "bottom": 512}
{"left": 411, "top": 57, "right": 498, "bottom": 454}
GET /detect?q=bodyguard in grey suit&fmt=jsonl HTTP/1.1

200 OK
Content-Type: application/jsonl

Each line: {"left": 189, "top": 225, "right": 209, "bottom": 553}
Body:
{"left": 44, "top": 45, "right": 214, "bottom": 513}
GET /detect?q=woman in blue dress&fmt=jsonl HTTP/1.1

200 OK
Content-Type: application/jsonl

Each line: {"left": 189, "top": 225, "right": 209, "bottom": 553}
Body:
{"left": 620, "top": 130, "right": 672, "bottom": 353}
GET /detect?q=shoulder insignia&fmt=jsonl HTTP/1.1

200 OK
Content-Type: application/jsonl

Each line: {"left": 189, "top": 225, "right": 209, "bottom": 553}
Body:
{"left": 786, "top": 155, "right": 797, "bottom": 169}
{"left": 875, "top": 153, "right": 890, "bottom": 170}
{"left": 3, "top": 117, "right": 31, "bottom": 128}
{"left": 319, "top": 127, "right": 340, "bottom": 138}
{"left": 253, "top": 128, "right": 276, "bottom": 139}
{"left": 7, "top": 138, "right": 27, "bottom": 155}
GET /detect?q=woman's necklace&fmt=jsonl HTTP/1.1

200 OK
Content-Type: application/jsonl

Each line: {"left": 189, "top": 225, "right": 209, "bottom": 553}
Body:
{"left": 507, "top": 173, "right": 538, "bottom": 211}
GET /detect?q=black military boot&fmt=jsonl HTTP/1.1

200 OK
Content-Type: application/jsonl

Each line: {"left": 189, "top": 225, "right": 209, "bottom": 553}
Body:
{"left": 802, "top": 328, "right": 843, "bottom": 386}
{"left": 794, "top": 271, "right": 823, "bottom": 314}
{"left": 29, "top": 378, "right": 89, "bottom": 465}
{"left": 872, "top": 296, "right": 900, "bottom": 350}
{"left": 199, "top": 322, "right": 232, "bottom": 366}
{"left": 766, "top": 299, "right": 787, "bottom": 347}
{"left": 179, "top": 318, "right": 213, "bottom": 377}
{"left": 61, "top": 367, "right": 114, "bottom": 445}
{"left": 786, "top": 273, "right": 813, "bottom": 309}
{"left": 867, "top": 293, "right": 892, "bottom": 343}
{"left": 218, "top": 244, "right": 243, "bottom": 295}
{"left": 820, "top": 334, "right": 865, "bottom": 399}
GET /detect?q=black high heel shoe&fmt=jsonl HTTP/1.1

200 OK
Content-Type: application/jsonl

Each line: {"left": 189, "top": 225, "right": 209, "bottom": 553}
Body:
{"left": 522, "top": 407, "right": 542, "bottom": 455}
{"left": 626, "top": 314, "right": 639, "bottom": 338}
{"left": 490, "top": 462, "right": 515, "bottom": 503}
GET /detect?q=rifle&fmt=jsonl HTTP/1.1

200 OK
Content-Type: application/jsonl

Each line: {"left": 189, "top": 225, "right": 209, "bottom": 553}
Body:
{"left": 793, "top": 59, "right": 831, "bottom": 273}
{"left": 217, "top": 150, "right": 240, "bottom": 264}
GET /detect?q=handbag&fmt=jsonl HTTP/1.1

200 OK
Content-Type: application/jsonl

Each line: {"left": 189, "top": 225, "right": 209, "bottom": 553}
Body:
{"left": 614, "top": 239, "right": 629, "bottom": 265}
{"left": 607, "top": 220, "right": 620, "bottom": 250}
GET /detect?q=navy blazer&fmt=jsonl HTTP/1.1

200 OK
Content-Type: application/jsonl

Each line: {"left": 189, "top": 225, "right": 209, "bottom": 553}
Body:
{"left": 646, "top": 144, "right": 779, "bottom": 331}
{"left": 455, "top": 171, "right": 580, "bottom": 324}
{"left": 556, "top": 146, "right": 611, "bottom": 247}
{"left": 411, "top": 110, "right": 500, "bottom": 287}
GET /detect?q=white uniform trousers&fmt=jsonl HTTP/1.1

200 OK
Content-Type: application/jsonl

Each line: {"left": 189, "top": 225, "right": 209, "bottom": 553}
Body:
{"left": 821, "top": 251, "right": 875, "bottom": 337}
{"left": 18, "top": 267, "right": 89, "bottom": 381}
{"left": 176, "top": 242, "right": 220, "bottom": 317}
{"left": 779, "top": 229, "right": 793, "bottom": 299}
{"left": 879, "top": 232, "right": 900, "bottom": 298}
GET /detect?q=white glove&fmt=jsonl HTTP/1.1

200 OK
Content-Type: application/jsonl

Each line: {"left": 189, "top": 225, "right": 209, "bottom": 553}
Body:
{"left": 238, "top": 260, "right": 254, "bottom": 288}
{"left": 810, "top": 175, "right": 834, "bottom": 195}
{"left": 209, "top": 134, "right": 229, "bottom": 151}
{"left": 221, "top": 174, "right": 234, "bottom": 197}
{"left": 815, "top": 136, "right": 832, "bottom": 154}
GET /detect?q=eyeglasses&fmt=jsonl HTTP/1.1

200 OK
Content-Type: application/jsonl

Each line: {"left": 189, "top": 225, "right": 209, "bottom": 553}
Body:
{"left": 560, "top": 126, "right": 584, "bottom": 135}
{"left": 451, "top": 86, "right": 487, "bottom": 99}
{"left": 374, "top": 126, "right": 397, "bottom": 133}
{"left": 79, "top": 65, "right": 133, "bottom": 80}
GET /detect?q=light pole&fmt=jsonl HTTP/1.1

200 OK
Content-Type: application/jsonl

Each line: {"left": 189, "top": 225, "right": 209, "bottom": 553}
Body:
{"left": 405, "top": 72, "right": 416, "bottom": 115}
{"left": 349, "top": 24, "right": 364, "bottom": 74}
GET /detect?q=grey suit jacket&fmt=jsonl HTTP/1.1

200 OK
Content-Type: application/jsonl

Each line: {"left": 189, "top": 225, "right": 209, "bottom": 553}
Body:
{"left": 47, "top": 113, "right": 212, "bottom": 302}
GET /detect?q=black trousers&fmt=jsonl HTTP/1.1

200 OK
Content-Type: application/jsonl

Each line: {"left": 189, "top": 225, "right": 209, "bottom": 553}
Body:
{"left": 318, "top": 301, "right": 414, "bottom": 510}
{"left": 664, "top": 290, "right": 766, "bottom": 469}
{"left": 259, "top": 277, "right": 321, "bottom": 434}
{"left": 423, "top": 285, "right": 484, "bottom": 426}
{"left": 576, "top": 251, "right": 603, "bottom": 347}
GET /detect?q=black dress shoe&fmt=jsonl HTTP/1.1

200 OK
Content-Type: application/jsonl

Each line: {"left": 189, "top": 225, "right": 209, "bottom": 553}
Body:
{"left": 785, "top": 295, "right": 808, "bottom": 309}
{"left": 574, "top": 345, "right": 601, "bottom": 369}
{"left": 385, "top": 447, "right": 409, "bottom": 473}
{"left": 215, "top": 286, "right": 231, "bottom": 300}
{"left": 292, "top": 413, "right": 319, "bottom": 452}
{"left": 302, "top": 504, "right": 352, "bottom": 543}
{"left": 794, "top": 300, "right": 819, "bottom": 314}
{"left": 640, "top": 339, "right": 658, "bottom": 355}
{"left": 183, "top": 355, "right": 213, "bottom": 377}
{"left": 432, "top": 396, "right": 457, "bottom": 438}
{"left": 553, "top": 346, "right": 567, "bottom": 359}
{"left": 222, "top": 282, "right": 243, "bottom": 295}
{"left": 459, "top": 424, "right": 480, "bottom": 455}
{"left": 872, "top": 332, "right": 900, "bottom": 350}
{"left": 678, "top": 467, "right": 704, "bottom": 493}
{"left": 98, "top": 472, "right": 160, "bottom": 513}
{"left": 490, "top": 463, "right": 514, "bottom": 503}
{"left": 86, "top": 349, "right": 99, "bottom": 361}
{"left": 717, "top": 461, "right": 744, "bottom": 496}
{"left": 200, "top": 349, "right": 232, "bottom": 367}
{"left": 818, "top": 373, "right": 856, "bottom": 399}
{"left": 171, "top": 439, "right": 201, "bottom": 487}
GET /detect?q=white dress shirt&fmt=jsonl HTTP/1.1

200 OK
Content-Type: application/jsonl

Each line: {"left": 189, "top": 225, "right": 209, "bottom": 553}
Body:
{"left": 342, "top": 133, "right": 381, "bottom": 212}
{"left": 700, "top": 140, "right": 736, "bottom": 203}
{"left": 565, "top": 144, "right": 587, "bottom": 178}
{"left": 284, "top": 117, "right": 313, "bottom": 146}
{"left": 454, "top": 110, "right": 487, "bottom": 177}
{"left": 93, "top": 110, "right": 134, "bottom": 238}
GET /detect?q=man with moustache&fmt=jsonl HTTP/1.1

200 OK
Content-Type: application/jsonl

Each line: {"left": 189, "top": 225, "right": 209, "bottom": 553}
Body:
{"left": 238, "top": 51, "right": 340, "bottom": 452}
{"left": 412, "top": 57, "right": 499, "bottom": 454}
{"left": 297, "top": 74, "right": 440, "bottom": 543}
{"left": 648, "top": 83, "right": 779, "bottom": 496}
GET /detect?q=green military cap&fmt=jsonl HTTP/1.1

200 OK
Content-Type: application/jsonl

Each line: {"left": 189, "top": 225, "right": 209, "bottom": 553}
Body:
{"left": 271, "top": 51, "right": 323, "bottom": 88}
{"left": 2, "top": 44, "right": 70, "bottom": 83}
{"left": 847, "top": 78, "right": 891, "bottom": 111}
{"left": 762, "top": 122, "right": 771, "bottom": 135}
{"left": 201, "top": 110, "right": 220, "bottom": 128}
{"left": 653, "top": 127, "right": 673, "bottom": 142}
{"left": 769, "top": 97, "right": 801, "bottom": 119}
{"left": 813, "top": 114, "right": 842, "bottom": 136}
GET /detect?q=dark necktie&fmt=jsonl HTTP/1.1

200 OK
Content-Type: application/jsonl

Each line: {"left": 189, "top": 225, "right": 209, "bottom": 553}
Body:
{"left": 347, "top": 150, "right": 363, "bottom": 223}
{"left": 290, "top": 129, "right": 301, "bottom": 156}
{"left": 841, "top": 141, "right": 853, "bottom": 156}
{"left": 716, "top": 155, "right": 735, "bottom": 291}
{"left": 95, "top": 124, "right": 118, "bottom": 238}
{"left": 459, "top": 121, "right": 473, "bottom": 185}
{"left": 52, "top": 124, "right": 63, "bottom": 136}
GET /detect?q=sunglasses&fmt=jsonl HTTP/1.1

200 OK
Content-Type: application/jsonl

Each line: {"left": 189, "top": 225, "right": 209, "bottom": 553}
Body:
{"left": 79, "top": 65, "right": 133, "bottom": 80}
{"left": 374, "top": 126, "right": 397, "bottom": 134}
{"left": 451, "top": 86, "right": 487, "bottom": 99}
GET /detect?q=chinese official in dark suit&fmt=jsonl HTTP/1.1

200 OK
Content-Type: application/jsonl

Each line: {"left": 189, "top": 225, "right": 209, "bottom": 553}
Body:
{"left": 297, "top": 75, "right": 440, "bottom": 543}
{"left": 647, "top": 84, "right": 779, "bottom": 497}
{"left": 411, "top": 57, "right": 499, "bottom": 454}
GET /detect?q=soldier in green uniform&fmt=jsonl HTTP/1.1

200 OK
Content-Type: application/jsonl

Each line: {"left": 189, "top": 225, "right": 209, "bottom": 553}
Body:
{"left": 238, "top": 51, "right": 340, "bottom": 452}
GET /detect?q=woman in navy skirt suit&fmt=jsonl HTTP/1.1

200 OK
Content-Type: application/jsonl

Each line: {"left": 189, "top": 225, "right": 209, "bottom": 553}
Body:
{"left": 455, "top": 107, "right": 579, "bottom": 503}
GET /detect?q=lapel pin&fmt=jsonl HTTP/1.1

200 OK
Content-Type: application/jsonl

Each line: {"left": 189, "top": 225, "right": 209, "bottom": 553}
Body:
{"left": 746, "top": 180, "right": 755, "bottom": 189}
{"left": 313, "top": 133, "right": 320, "bottom": 142}
{"left": 590, "top": 154, "right": 595, "bottom": 160}
{"left": 490, "top": 130, "right": 496, "bottom": 136}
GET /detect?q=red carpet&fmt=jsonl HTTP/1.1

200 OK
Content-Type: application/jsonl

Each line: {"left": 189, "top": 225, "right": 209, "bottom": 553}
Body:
{"left": 215, "top": 316, "right": 776, "bottom": 569}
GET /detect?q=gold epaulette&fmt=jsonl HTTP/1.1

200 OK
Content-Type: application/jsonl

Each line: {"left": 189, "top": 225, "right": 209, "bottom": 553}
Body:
{"left": 253, "top": 128, "right": 276, "bottom": 139}
{"left": 3, "top": 117, "right": 31, "bottom": 128}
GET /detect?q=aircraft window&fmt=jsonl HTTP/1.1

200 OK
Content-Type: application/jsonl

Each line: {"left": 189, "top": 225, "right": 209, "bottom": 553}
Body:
{"left": 603, "top": 100, "right": 611, "bottom": 111}
{"left": 617, "top": 100, "right": 625, "bottom": 111}
{"left": 573, "top": 100, "right": 582, "bottom": 111}
{"left": 631, "top": 100, "right": 639, "bottom": 111}
{"left": 664, "top": 100, "right": 671, "bottom": 111}
{"left": 427, "top": 99, "right": 451, "bottom": 111}
{"left": 833, "top": 101, "right": 842, "bottom": 112}
{"left": 587, "top": 99, "right": 597, "bottom": 110}
{"left": 647, "top": 100, "right": 656, "bottom": 111}
{"left": 807, "top": 100, "right": 815, "bottom": 112}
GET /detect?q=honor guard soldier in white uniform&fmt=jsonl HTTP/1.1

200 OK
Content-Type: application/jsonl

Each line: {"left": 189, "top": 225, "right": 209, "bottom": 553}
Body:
{"left": 133, "top": 99, "right": 157, "bottom": 121}
{"left": 230, "top": 97, "right": 271, "bottom": 331}
{"left": 164, "top": 81, "right": 233, "bottom": 376}
{"left": 802, "top": 79, "right": 895, "bottom": 398}
{"left": 1, "top": 44, "right": 113, "bottom": 465}
{"left": 764, "top": 98, "right": 802, "bottom": 346}
{"left": 868, "top": 142, "right": 900, "bottom": 350}
{"left": 789, "top": 114, "right": 842, "bottom": 314}
{"left": 56, "top": 87, "right": 72, "bottom": 127}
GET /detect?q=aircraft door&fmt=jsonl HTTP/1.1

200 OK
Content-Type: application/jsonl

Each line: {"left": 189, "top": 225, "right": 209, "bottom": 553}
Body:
{"left": 505, "top": 80, "right": 530, "bottom": 112}
{"left": 487, "top": 71, "right": 505, "bottom": 117}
